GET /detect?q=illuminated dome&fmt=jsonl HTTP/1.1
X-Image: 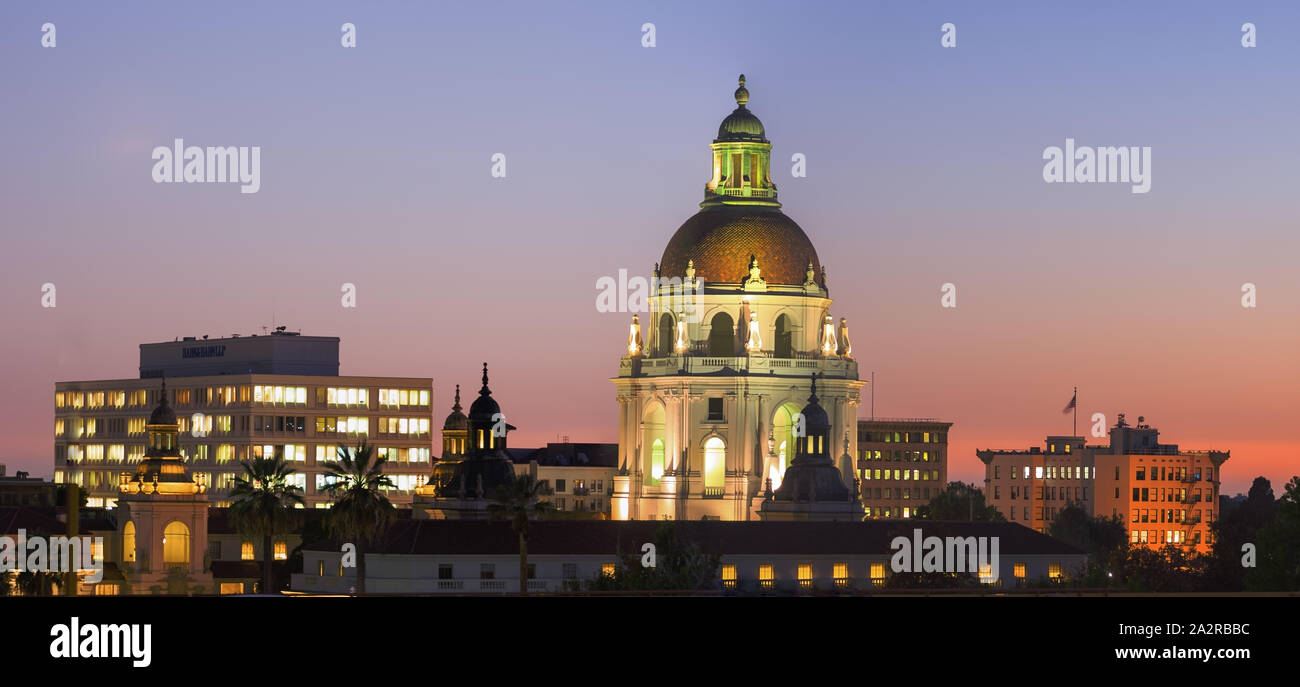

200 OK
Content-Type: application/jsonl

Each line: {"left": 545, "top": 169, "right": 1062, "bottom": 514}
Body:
{"left": 660, "top": 205, "right": 823, "bottom": 287}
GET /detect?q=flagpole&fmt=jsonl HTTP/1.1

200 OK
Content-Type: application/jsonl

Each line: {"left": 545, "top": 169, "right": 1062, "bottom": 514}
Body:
{"left": 1073, "top": 386, "right": 1078, "bottom": 437}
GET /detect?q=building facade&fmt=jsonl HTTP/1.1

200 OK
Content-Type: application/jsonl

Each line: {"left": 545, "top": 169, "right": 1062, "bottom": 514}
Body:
{"left": 54, "top": 331, "right": 434, "bottom": 509}
{"left": 290, "top": 520, "right": 1086, "bottom": 594}
{"left": 857, "top": 418, "right": 952, "bottom": 518}
{"left": 978, "top": 414, "right": 1228, "bottom": 553}
{"left": 612, "top": 76, "right": 864, "bottom": 522}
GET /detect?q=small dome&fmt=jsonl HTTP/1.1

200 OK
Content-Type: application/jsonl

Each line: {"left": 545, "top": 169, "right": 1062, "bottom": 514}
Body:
{"left": 148, "top": 384, "right": 177, "bottom": 425}
{"left": 443, "top": 385, "right": 468, "bottom": 430}
{"left": 798, "top": 375, "right": 831, "bottom": 433}
{"left": 715, "top": 75, "right": 767, "bottom": 142}
{"left": 468, "top": 365, "right": 501, "bottom": 424}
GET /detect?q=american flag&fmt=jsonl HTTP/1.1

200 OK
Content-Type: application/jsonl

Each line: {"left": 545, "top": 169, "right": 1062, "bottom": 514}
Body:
{"left": 1062, "top": 391, "right": 1077, "bottom": 414}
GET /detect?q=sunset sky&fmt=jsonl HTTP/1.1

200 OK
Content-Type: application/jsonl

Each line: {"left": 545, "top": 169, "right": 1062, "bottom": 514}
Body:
{"left": 2, "top": 1, "right": 1297, "bottom": 496}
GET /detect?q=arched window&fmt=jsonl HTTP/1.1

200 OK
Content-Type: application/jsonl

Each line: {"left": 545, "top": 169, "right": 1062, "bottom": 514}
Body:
{"left": 774, "top": 314, "right": 792, "bottom": 358}
{"left": 642, "top": 405, "right": 666, "bottom": 487}
{"left": 162, "top": 521, "right": 190, "bottom": 566}
{"left": 703, "top": 437, "right": 726, "bottom": 488}
{"left": 122, "top": 521, "right": 136, "bottom": 563}
{"left": 708, "top": 312, "right": 734, "bottom": 356}
{"left": 658, "top": 313, "right": 674, "bottom": 356}
{"left": 770, "top": 402, "right": 801, "bottom": 490}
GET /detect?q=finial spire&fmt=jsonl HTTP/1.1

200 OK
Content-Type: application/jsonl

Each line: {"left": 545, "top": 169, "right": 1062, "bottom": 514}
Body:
{"left": 809, "top": 372, "right": 819, "bottom": 402}
{"left": 734, "top": 74, "right": 749, "bottom": 107}
{"left": 452, "top": 384, "right": 462, "bottom": 412}
{"left": 480, "top": 363, "right": 491, "bottom": 395}
{"left": 159, "top": 378, "right": 168, "bottom": 405}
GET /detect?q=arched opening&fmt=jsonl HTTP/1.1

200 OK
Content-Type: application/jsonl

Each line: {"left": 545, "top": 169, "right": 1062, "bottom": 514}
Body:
{"left": 708, "top": 312, "right": 734, "bottom": 356}
{"left": 703, "top": 437, "right": 726, "bottom": 488}
{"left": 774, "top": 314, "right": 793, "bottom": 358}
{"left": 162, "top": 521, "right": 190, "bottom": 567}
{"left": 641, "top": 404, "right": 666, "bottom": 487}
{"left": 657, "top": 313, "right": 674, "bottom": 356}
{"left": 122, "top": 521, "right": 136, "bottom": 563}
{"left": 770, "top": 402, "right": 802, "bottom": 490}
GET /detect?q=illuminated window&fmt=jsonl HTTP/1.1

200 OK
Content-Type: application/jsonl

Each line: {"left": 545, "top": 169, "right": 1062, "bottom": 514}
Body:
{"left": 797, "top": 564, "right": 813, "bottom": 589}
{"left": 122, "top": 521, "right": 136, "bottom": 563}
{"left": 1035, "top": 466, "right": 1044, "bottom": 479}
{"left": 1048, "top": 563, "right": 1062, "bottom": 579}
{"left": 979, "top": 563, "right": 996, "bottom": 584}
{"left": 833, "top": 563, "right": 849, "bottom": 588}
{"left": 601, "top": 563, "right": 616, "bottom": 577}
{"left": 94, "top": 583, "right": 120, "bottom": 596}
{"left": 241, "top": 541, "right": 254, "bottom": 560}
{"left": 274, "top": 541, "right": 287, "bottom": 560}
{"left": 758, "top": 564, "right": 775, "bottom": 590}
{"left": 162, "top": 521, "right": 190, "bottom": 566}
{"left": 722, "top": 564, "right": 737, "bottom": 589}
{"left": 219, "top": 583, "right": 244, "bottom": 595}
{"left": 870, "top": 563, "right": 886, "bottom": 587}
{"left": 1013, "top": 563, "right": 1026, "bottom": 580}
{"left": 703, "top": 437, "right": 725, "bottom": 488}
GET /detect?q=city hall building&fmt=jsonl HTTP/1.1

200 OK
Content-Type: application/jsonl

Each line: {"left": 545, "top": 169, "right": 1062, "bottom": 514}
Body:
{"left": 612, "top": 76, "right": 865, "bottom": 522}
{"left": 53, "top": 331, "right": 434, "bottom": 509}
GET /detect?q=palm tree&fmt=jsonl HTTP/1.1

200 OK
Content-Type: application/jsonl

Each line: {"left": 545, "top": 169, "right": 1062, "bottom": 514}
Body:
{"left": 488, "top": 474, "right": 555, "bottom": 595}
{"left": 228, "top": 450, "right": 305, "bottom": 594}
{"left": 319, "top": 440, "right": 395, "bottom": 595}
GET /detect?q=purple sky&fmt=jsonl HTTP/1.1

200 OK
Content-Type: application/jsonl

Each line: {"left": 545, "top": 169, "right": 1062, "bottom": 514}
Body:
{"left": 2, "top": 1, "right": 1298, "bottom": 495}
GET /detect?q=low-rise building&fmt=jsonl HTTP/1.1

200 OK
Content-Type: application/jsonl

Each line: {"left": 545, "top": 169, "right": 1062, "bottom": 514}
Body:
{"left": 290, "top": 520, "right": 1086, "bottom": 594}
{"left": 978, "top": 414, "right": 1228, "bottom": 553}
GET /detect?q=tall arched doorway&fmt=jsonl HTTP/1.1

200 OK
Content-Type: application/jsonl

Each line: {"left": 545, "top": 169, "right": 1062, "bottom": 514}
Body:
{"left": 657, "top": 313, "right": 674, "bottom": 356}
{"left": 708, "top": 312, "right": 734, "bottom": 356}
{"left": 774, "top": 313, "right": 793, "bottom": 358}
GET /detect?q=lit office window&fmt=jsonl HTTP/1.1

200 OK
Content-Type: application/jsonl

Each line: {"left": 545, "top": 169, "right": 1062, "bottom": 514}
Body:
{"left": 241, "top": 542, "right": 254, "bottom": 560}
{"left": 870, "top": 563, "right": 886, "bottom": 588}
{"left": 1013, "top": 563, "right": 1026, "bottom": 580}
{"left": 722, "top": 564, "right": 737, "bottom": 589}
{"left": 797, "top": 564, "right": 813, "bottom": 589}
{"left": 602, "top": 563, "right": 616, "bottom": 577}
{"left": 1048, "top": 563, "right": 1062, "bottom": 579}
{"left": 758, "top": 564, "right": 775, "bottom": 590}
{"left": 274, "top": 541, "right": 287, "bottom": 560}
{"left": 833, "top": 563, "right": 849, "bottom": 588}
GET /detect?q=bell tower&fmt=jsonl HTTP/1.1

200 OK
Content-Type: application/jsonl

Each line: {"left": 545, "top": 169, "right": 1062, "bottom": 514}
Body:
{"left": 116, "top": 381, "right": 213, "bottom": 594}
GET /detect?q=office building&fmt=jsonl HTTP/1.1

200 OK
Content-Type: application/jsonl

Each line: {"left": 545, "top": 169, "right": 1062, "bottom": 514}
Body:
{"left": 53, "top": 331, "right": 433, "bottom": 509}
{"left": 857, "top": 418, "right": 952, "bottom": 518}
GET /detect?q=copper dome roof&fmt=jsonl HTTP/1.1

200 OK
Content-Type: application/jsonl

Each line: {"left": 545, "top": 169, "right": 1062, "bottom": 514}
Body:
{"left": 659, "top": 205, "right": 823, "bottom": 287}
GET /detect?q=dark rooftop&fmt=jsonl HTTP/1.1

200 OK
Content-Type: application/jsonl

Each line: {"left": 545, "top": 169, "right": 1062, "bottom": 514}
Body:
{"left": 304, "top": 519, "right": 1083, "bottom": 557}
